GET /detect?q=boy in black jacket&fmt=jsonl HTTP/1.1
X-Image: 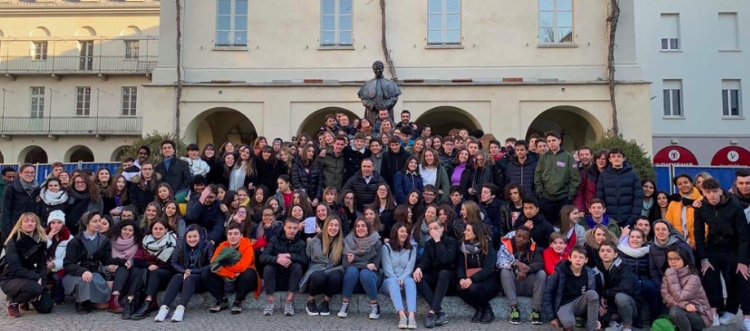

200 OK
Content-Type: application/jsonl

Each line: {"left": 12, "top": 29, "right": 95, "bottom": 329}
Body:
{"left": 514, "top": 197, "right": 555, "bottom": 249}
{"left": 543, "top": 246, "right": 599, "bottom": 331}
{"left": 596, "top": 241, "right": 641, "bottom": 331}
{"left": 412, "top": 220, "right": 458, "bottom": 328}
{"left": 259, "top": 218, "right": 310, "bottom": 317}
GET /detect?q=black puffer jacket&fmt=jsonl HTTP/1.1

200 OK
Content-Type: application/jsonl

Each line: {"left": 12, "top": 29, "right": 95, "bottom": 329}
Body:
{"left": 128, "top": 173, "right": 161, "bottom": 214}
{"left": 291, "top": 158, "right": 323, "bottom": 200}
{"left": 505, "top": 155, "right": 538, "bottom": 197}
{"left": 694, "top": 192, "right": 750, "bottom": 263}
{"left": 381, "top": 147, "right": 412, "bottom": 193}
{"left": 1, "top": 233, "right": 47, "bottom": 282}
{"left": 1, "top": 178, "right": 37, "bottom": 240}
{"left": 596, "top": 162, "right": 643, "bottom": 227}
{"left": 343, "top": 146, "right": 372, "bottom": 184}
{"left": 416, "top": 234, "right": 458, "bottom": 273}
{"left": 341, "top": 171, "right": 385, "bottom": 212}
{"left": 259, "top": 231, "right": 310, "bottom": 266}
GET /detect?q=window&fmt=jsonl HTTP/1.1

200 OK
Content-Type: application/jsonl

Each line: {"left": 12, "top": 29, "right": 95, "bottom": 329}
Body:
{"left": 722, "top": 80, "right": 742, "bottom": 117}
{"left": 32, "top": 41, "right": 48, "bottom": 60}
{"left": 76, "top": 87, "right": 91, "bottom": 116}
{"left": 320, "top": 0, "right": 352, "bottom": 47}
{"left": 216, "top": 0, "right": 248, "bottom": 47}
{"left": 122, "top": 87, "right": 137, "bottom": 116}
{"left": 663, "top": 80, "right": 683, "bottom": 117}
{"left": 539, "top": 0, "right": 573, "bottom": 44}
{"left": 660, "top": 14, "right": 680, "bottom": 50}
{"left": 30, "top": 87, "right": 45, "bottom": 118}
{"left": 718, "top": 13, "right": 739, "bottom": 50}
{"left": 125, "top": 40, "right": 140, "bottom": 59}
{"left": 427, "top": 0, "right": 461, "bottom": 45}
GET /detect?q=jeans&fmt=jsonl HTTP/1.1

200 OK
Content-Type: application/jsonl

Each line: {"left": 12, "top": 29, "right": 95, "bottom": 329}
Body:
{"left": 0, "top": 278, "right": 54, "bottom": 314}
{"left": 202, "top": 268, "right": 259, "bottom": 302}
{"left": 669, "top": 306, "right": 705, "bottom": 331}
{"left": 262, "top": 263, "right": 303, "bottom": 295}
{"left": 416, "top": 269, "right": 456, "bottom": 312}
{"left": 307, "top": 270, "right": 343, "bottom": 297}
{"left": 342, "top": 267, "right": 379, "bottom": 300}
{"left": 611, "top": 293, "right": 638, "bottom": 326}
{"left": 557, "top": 290, "right": 599, "bottom": 331}
{"left": 381, "top": 277, "right": 417, "bottom": 313}
{"left": 162, "top": 274, "right": 206, "bottom": 307}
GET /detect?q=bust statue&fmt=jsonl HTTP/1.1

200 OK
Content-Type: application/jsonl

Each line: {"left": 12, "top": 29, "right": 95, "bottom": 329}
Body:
{"left": 357, "top": 61, "right": 401, "bottom": 122}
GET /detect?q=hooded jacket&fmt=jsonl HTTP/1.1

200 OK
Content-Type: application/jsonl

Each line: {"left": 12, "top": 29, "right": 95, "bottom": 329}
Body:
{"left": 693, "top": 191, "right": 750, "bottom": 264}
{"left": 661, "top": 266, "right": 713, "bottom": 327}
{"left": 514, "top": 212, "right": 555, "bottom": 249}
{"left": 496, "top": 233, "right": 544, "bottom": 273}
{"left": 534, "top": 148, "right": 581, "bottom": 201}
{"left": 542, "top": 260, "right": 597, "bottom": 322}
{"left": 648, "top": 220, "right": 694, "bottom": 288}
{"left": 596, "top": 162, "right": 643, "bottom": 227}
{"left": 317, "top": 148, "right": 346, "bottom": 190}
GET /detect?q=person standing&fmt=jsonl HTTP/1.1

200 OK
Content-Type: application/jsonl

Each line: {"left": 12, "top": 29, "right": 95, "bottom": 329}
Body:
{"left": 534, "top": 131, "right": 580, "bottom": 226}
{"left": 1, "top": 164, "right": 37, "bottom": 250}
{"left": 596, "top": 148, "right": 643, "bottom": 228}
{"left": 155, "top": 140, "right": 192, "bottom": 193}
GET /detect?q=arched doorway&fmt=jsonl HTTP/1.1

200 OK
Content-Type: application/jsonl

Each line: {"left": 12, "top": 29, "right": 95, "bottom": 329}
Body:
{"left": 185, "top": 108, "right": 257, "bottom": 149}
{"left": 111, "top": 145, "right": 130, "bottom": 162}
{"left": 525, "top": 106, "right": 604, "bottom": 151}
{"left": 0, "top": 150, "right": 4, "bottom": 163}
{"left": 415, "top": 106, "right": 482, "bottom": 136}
{"left": 18, "top": 146, "right": 48, "bottom": 164}
{"left": 65, "top": 145, "right": 95, "bottom": 162}
{"left": 297, "top": 107, "right": 360, "bottom": 136}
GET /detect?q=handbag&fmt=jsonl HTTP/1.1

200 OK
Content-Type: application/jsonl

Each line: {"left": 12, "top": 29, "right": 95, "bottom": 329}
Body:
{"left": 463, "top": 249, "right": 481, "bottom": 278}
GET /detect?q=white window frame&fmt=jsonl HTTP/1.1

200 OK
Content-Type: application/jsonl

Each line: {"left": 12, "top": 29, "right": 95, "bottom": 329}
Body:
{"left": 76, "top": 87, "right": 92, "bottom": 116}
{"left": 722, "top": 80, "right": 742, "bottom": 117}
{"left": 663, "top": 80, "right": 683, "bottom": 117}
{"left": 660, "top": 14, "right": 681, "bottom": 51}
{"left": 122, "top": 87, "right": 137, "bottom": 116}
{"left": 30, "top": 87, "right": 45, "bottom": 118}
{"left": 31, "top": 41, "right": 48, "bottom": 60}
{"left": 216, "top": 0, "right": 248, "bottom": 47}
{"left": 539, "top": 0, "right": 573, "bottom": 44}
{"left": 124, "top": 40, "right": 140, "bottom": 59}
{"left": 320, "top": 0, "right": 353, "bottom": 47}
{"left": 718, "top": 13, "right": 740, "bottom": 51}
{"left": 427, "top": 0, "right": 462, "bottom": 46}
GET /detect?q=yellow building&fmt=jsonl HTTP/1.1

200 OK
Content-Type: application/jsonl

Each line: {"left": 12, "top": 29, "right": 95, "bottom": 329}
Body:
{"left": 0, "top": 0, "right": 159, "bottom": 163}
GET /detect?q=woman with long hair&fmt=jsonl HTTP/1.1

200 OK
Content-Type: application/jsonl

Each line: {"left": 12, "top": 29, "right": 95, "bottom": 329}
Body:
{"left": 558, "top": 205, "right": 586, "bottom": 252}
{"left": 437, "top": 204, "right": 458, "bottom": 239}
{"left": 583, "top": 224, "right": 618, "bottom": 268}
{"left": 404, "top": 190, "right": 425, "bottom": 222}
{"left": 338, "top": 218, "right": 383, "bottom": 319}
{"left": 301, "top": 204, "right": 329, "bottom": 242}
{"left": 452, "top": 200, "right": 482, "bottom": 240}
{"left": 45, "top": 210, "right": 71, "bottom": 304}
{"left": 107, "top": 220, "right": 144, "bottom": 315}
{"left": 665, "top": 174, "right": 703, "bottom": 249}
{"left": 218, "top": 141, "right": 235, "bottom": 158}
{"left": 300, "top": 216, "right": 344, "bottom": 316}
{"left": 67, "top": 172, "right": 104, "bottom": 235}
{"left": 651, "top": 191, "right": 670, "bottom": 222}
{"left": 363, "top": 204, "right": 386, "bottom": 240}
{"left": 574, "top": 149, "right": 608, "bottom": 212}
{"left": 201, "top": 143, "right": 217, "bottom": 170}
{"left": 257, "top": 146, "right": 287, "bottom": 193}
{"left": 466, "top": 151, "right": 494, "bottom": 202}
{"left": 292, "top": 145, "right": 323, "bottom": 205}
{"left": 220, "top": 190, "right": 240, "bottom": 221}
{"left": 641, "top": 179, "right": 657, "bottom": 218}
{"left": 129, "top": 161, "right": 160, "bottom": 215}
{"left": 161, "top": 200, "right": 184, "bottom": 239}
{"left": 456, "top": 220, "right": 498, "bottom": 324}
{"left": 380, "top": 222, "right": 418, "bottom": 328}
{"left": 420, "top": 148, "right": 451, "bottom": 202}
{"left": 292, "top": 190, "right": 314, "bottom": 218}
{"left": 394, "top": 156, "right": 424, "bottom": 204}
{"left": 253, "top": 137, "right": 268, "bottom": 155}
{"left": 104, "top": 175, "right": 130, "bottom": 222}
{"left": 339, "top": 189, "right": 357, "bottom": 234}
{"left": 1, "top": 213, "right": 52, "bottom": 317}
{"left": 450, "top": 148, "right": 471, "bottom": 188}
{"left": 662, "top": 246, "right": 713, "bottom": 330}
{"left": 95, "top": 168, "right": 112, "bottom": 199}
{"left": 225, "top": 205, "right": 253, "bottom": 239}
{"left": 127, "top": 220, "right": 178, "bottom": 320}
{"left": 250, "top": 206, "right": 283, "bottom": 256}
{"left": 411, "top": 204, "right": 437, "bottom": 258}
{"left": 228, "top": 144, "right": 257, "bottom": 192}
{"left": 373, "top": 183, "right": 397, "bottom": 232}
{"left": 248, "top": 185, "right": 270, "bottom": 219}
{"left": 154, "top": 183, "right": 174, "bottom": 207}
{"left": 140, "top": 202, "right": 163, "bottom": 233}
{"left": 58, "top": 171, "right": 71, "bottom": 187}
{"left": 35, "top": 177, "right": 69, "bottom": 227}
{"left": 208, "top": 153, "right": 235, "bottom": 188}
{"left": 278, "top": 147, "right": 294, "bottom": 178}
{"left": 618, "top": 228, "right": 659, "bottom": 323}
{"left": 322, "top": 187, "right": 347, "bottom": 224}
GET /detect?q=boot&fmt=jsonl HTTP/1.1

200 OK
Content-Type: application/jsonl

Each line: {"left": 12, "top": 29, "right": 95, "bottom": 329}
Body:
{"left": 130, "top": 300, "right": 154, "bottom": 320}
{"left": 107, "top": 294, "right": 124, "bottom": 313}
{"left": 480, "top": 305, "right": 494, "bottom": 324}
{"left": 121, "top": 299, "right": 134, "bottom": 320}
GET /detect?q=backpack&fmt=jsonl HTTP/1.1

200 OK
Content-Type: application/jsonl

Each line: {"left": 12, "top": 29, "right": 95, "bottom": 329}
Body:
{"left": 651, "top": 315, "right": 677, "bottom": 331}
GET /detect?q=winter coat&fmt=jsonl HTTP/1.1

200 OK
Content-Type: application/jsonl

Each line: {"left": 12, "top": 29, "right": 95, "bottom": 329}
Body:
{"left": 438, "top": 149, "right": 457, "bottom": 176}
{"left": 543, "top": 247, "right": 569, "bottom": 276}
{"left": 102, "top": 193, "right": 132, "bottom": 217}
{"left": 47, "top": 232, "right": 71, "bottom": 273}
{"left": 649, "top": 220, "right": 694, "bottom": 288}
{"left": 1, "top": 178, "right": 37, "bottom": 239}
{"left": 299, "top": 234, "right": 344, "bottom": 292}
{"left": 542, "top": 260, "right": 597, "bottom": 321}
{"left": 317, "top": 149, "right": 346, "bottom": 190}
{"left": 665, "top": 187, "right": 702, "bottom": 248}
{"left": 65, "top": 189, "right": 104, "bottom": 235}
{"left": 341, "top": 171, "right": 385, "bottom": 212}
{"left": 34, "top": 188, "right": 69, "bottom": 227}
{"left": 534, "top": 148, "right": 581, "bottom": 201}
{"left": 415, "top": 234, "right": 458, "bottom": 273}
{"left": 481, "top": 198, "right": 502, "bottom": 229}
{"left": 259, "top": 231, "right": 310, "bottom": 266}
{"left": 170, "top": 239, "right": 214, "bottom": 275}
{"left": 381, "top": 147, "right": 412, "bottom": 193}
{"left": 185, "top": 199, "right": 226, "bottom": 244}
{"left": 574, "top": 166, "right": 601, "bottom": 212}
{"left": 596, "top": 162, "right": 643, "bottom": 227}
{"left": 155, "top": 157, "right": 192, "bottom": 192}
{"left": 1, "top": 233, "right": 47, "bottom": 282}
{"left": 661, "top": 266, "right": 713, "bottom": 327}
{"left": 617, "top": 243, "right": 650, "bottom": 280}
{"left": 469, "top": 166, "right": 494, "bottom": 200}
{"left": 456, "top": 243, "right": 496, "bottom": 284}
{"left": 394, "top": 171, "right": 424, "bottom": 204}
{"left": 255, "top": 157, "right": 287, "bottom": 193}
{"left": 499, "top": 201, "right": 524, "bottom": 237}
{"left": 63, "top": 232, "right": 114, "bottom": 276}
{"left": 128, "top": 173, "right": 162, "bottom": 214}
{"left": 594, "top": 257, "right": 639, "bottom": 300}
{"left": 210, "top": 237, "right": 261, "bottom": 298}
{"left": 514, "top": 213, "right": 555, "bottom": 249}
{"left": 505, "top": 155, "right": 538, "bottom": 198}
{"left": 343, "top": 145, "right": 372, "bottom": 184}
{"left": 291, "top": 158, "right": 323, "bottom": 200}
{"left": 496, "top": 235, "right": 544, "bottom": 273}
{"left": 694, "top": 192, "right": 750, "bottom": 263}
{"left": 0, "top": 178, "right": 7, "bottom": 214}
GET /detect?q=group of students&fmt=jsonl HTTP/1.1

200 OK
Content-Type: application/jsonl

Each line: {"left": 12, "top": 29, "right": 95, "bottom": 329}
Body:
{"left": 1, "top": 110, "right": 749, "bottom": 330}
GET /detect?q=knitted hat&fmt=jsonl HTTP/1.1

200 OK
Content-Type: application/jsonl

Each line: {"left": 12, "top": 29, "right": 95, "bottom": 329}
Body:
{"left": 48, "top": 210, "right": 65, "bottom": 224}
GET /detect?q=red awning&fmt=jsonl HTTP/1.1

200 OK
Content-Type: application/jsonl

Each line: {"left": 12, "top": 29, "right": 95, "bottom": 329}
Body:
{"left": 653, "top": 146, "right": 699, "bottom": 166}
{"left": 710, "top": 146, "right": 750, "bottom": 166}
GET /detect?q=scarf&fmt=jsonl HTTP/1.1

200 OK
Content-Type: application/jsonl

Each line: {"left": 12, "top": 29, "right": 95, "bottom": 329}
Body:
{"left": 642, "top": 197, "right": 654, "bottom": 216}
{"left": 617, "top": 242, "right": 649, "bottom": 258}
{"left": 69, "top": 188, "right": 92, "bottom": 202}
{"left": 20, "top": 178, "right": 38, "bottom": 195}
{"left": 143, "top": 232, "right": 177, "bottom": 262}
{"left": 46, "top": 225, "right": 71, "bottom": 258}
{"left": 460, "top": 240, "right": 482, "bottom": 255}
{"left": 111, "top": 236, "right": 139, "bottom": 260}
{"left": 40, "top": 187, "right": 69, "bottom": 205}
{"left": 343, "top": 231, "right": 380, "bottom": 256}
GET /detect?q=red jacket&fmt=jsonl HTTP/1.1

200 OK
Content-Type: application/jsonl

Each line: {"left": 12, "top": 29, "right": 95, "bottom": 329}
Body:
{"left": 574, "top": 166, "right": 599, "bottom": 212}
{"left": 543, "top": 246, "right": 569, "bottom": 276}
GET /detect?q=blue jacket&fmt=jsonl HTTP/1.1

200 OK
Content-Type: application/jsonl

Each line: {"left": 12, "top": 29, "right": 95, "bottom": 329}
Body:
{"left": 542, "top": 260, "right": 597, "bottom": 322}
{"left": 596, "top": 162, "right": 643, "bottom": 227}
{"left": 394, "top": 171, "right": 424, "bottom": 204}
{"left": 505, "top": 155, "right": 538, "bottom": 197}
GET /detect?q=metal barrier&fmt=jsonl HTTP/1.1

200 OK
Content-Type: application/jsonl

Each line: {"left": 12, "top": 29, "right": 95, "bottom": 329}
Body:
{"left": 0, "top": 162, "right": 120, "bottom": 184}
{"left": 654, "top": 165, "right": 748, "bottom": 194}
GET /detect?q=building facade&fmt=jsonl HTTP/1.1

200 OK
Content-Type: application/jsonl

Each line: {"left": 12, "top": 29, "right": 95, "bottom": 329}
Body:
{"left": 635, "top": 0, "right": 750, "bottom": 166}
{"left": 0, "top": 0, "right": 159, "bottom": 164}
{"left": 144, "top": 0, "right": 652, "bottom": 154}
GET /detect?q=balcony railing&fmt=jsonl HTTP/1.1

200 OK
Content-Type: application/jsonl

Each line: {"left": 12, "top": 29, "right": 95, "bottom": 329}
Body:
{"left": 0, "top": 56, "right": 158, "bottom": 75}
{"left": 0, "top": 116, "right": 142, "bottom": 135}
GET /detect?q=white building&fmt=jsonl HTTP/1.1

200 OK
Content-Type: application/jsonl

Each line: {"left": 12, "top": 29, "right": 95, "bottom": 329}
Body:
{"left": 635, "top": 0, "right": 750, "bottom": 167}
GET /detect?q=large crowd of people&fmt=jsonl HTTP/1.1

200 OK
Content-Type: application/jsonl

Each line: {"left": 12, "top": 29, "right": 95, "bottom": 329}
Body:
{"left": 1, "top": 109, "right": 750, "bottom": 331}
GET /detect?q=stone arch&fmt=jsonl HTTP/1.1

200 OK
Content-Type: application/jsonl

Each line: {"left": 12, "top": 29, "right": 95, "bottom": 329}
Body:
{"left": 0, "top": 29, "right": 4, "bottom": 38}
{"left": 65, "top": 145, "right": 95, "bottom": 162}
{"left": 29, "top": 27, "right": 51, "bottom": 37}
{"left": 415, "top": 106, "right": 482, "bottom": 136}
{"left": 297, "top": 107, "right": 361, "bottom": 136}
{"left": 110, "top": 145, "right": 130, "bottom": 162}
{"left": 525, "top": 106, "right": 605, "bottom": 151}
{"left": 0, "top": 149, "right": 4, "bottom": 163}
{"left": 17, "top": 146, "right": 48, "bottom": 164}
{"left": 120, "top": 26, "right": 142, "bottom": 37}
{"left": 75, "top": 26, "right": 97, "bottom": 37}
{"left": 185, "top": 107, "right": 258, "bottom": 149}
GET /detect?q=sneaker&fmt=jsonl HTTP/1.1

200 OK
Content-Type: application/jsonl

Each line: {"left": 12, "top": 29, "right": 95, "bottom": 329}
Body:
{"left": 306, "top": 300, "right": 319, "bottom": 316}
{"left": 369, "top": 303, "right": 381, "bottom": 319}
{"left": 622, "top": 328, "right": 632, "bottom": 331}
{"left": 531, "top": 309, "right": 543, "bottom": 325}
{"left": 231, "top": 300, "right": 242, "bottom": 314}
{"left": 720, "top": 312, "right": 737, "bottom": 325}
{"left": 171, "top": 305, "right": 185, "bottom": 322}
{"left": 713, "top": 314, "right": 721, "bottom": 327}
{"left": 7, "top": 302, "right": 20, "bottom": 318}
{"left": 398, "top": 315, "right": 408, "bottom": 329}
{"left": 319, "top": 300, "right": 330, "bottom": 316}
{"left": 337, "top": 302, "right": 349, "bottom": 318}
{"left": 154, "top": 305, "right": 169, "bottom": 322}
{"left": 408, "top": 315, "right": 418, "bottom": 329}
{"left": 284, "top": 301, "right": 294, "bottom": 316}
{"left": 605, "top": 321, "right": 623, "bottom": 331}
{"left": 576, "top": 317, "right": 585, "bottom": 328}
{"left": 209, "top": 299, "right": 228, "bottom": 313}
{"left": 435, "top": 311, "right": 448, "bottom": 326}
{"left": 509, "top": 306, "right": 521, "bottom": 324}
{"left": 743, "top": 318, "right": 750, "bottom": 331}
{"left": 425, "top": 312, "right": 436, "bottom": 328}
{"left": 263, "top": 303, "right": 274, "bottom": 316}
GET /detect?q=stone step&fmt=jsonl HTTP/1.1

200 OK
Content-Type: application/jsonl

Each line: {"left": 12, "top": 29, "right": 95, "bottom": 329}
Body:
{"left": 156, "top": 291, "right": 534, "bottom": 319}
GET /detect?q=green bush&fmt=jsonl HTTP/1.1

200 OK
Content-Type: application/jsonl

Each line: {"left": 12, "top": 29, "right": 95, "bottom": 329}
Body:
{"left": 119, "top": 131, "right": 188, "bottom": 164}
{"left": 588, "top": 130, "right": 656, "bottom": 180}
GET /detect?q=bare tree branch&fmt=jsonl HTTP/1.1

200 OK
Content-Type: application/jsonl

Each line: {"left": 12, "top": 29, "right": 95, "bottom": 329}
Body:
{"left": 606, "top": 0, "right": 621, "bottom": 134}
{"left": 380, "top": 0, "right": 397, "bottom": 80}
{"left": 175, "top": 0, "right": 184, "bottom": 137}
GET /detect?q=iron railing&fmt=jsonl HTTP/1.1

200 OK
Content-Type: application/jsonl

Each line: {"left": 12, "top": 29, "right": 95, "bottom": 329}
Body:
{"left": 0, "top": 116, "right": 142, "bottom": 135}
{"left": 0, "top": 56, "right": 158, "bottom": 75}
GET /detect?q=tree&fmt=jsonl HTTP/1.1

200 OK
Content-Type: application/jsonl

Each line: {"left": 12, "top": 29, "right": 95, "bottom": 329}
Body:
{"left": 119, "top": 131, "right": 187, "bottom": 164}
{"left": 588, "top": 130, "right": 656, "bottom": 180}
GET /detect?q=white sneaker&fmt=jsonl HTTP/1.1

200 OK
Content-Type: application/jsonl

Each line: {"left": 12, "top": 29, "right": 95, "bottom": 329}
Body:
{"left": 171, "top": 306, "right": 184, "bottom": 322}
{"left": 712, "top": 314, "right": 721, "bottom": 327}
{"left": 742, "top": 318, "right": 750, "bottom": 331}
{"left": 605, "top": 321, "right": 623, "bottom": 331}
{"left": 369, "top": 303, "right": 381, "bottom": 320}
{"left": 263, "top": 303, "right": 274, "bottom": 316}
{"left": 720, "top": 312, "right": 736, "bottom": 325}
{"left": 154, "top": 305, "right": 169, "bottom": 322}
{"left": 337, "top": 302, "right": 349, "bottom": 318}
